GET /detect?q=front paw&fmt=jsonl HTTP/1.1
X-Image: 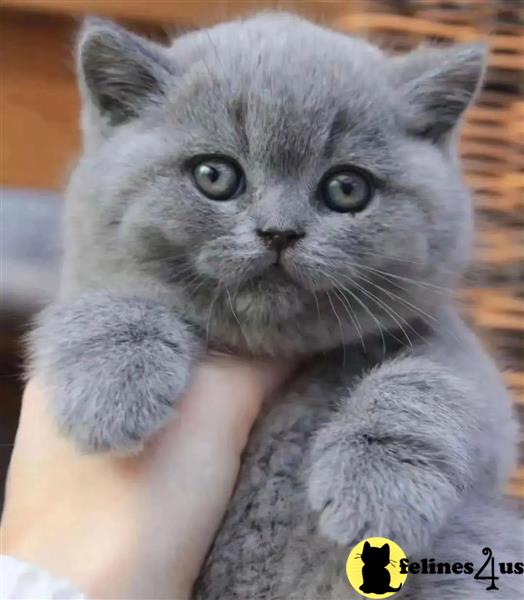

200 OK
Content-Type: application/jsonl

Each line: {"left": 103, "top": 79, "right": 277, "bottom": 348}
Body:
{"left": 28, "top": 292, "right": 199, "bottom": 452}
{"left": 307, "top": 417, "right": 456, "bottom": 554}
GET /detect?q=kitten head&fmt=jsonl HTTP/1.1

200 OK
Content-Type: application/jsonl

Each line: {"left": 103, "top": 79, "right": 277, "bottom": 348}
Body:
{"left": 65, "top": 13, "right": 486, "bottom": 355}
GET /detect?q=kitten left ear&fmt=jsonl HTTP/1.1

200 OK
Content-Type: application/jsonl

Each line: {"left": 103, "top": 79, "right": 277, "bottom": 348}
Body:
{"left": 391, "top": 43, "right": 487, "bottom": 142}
{"left": 76, "top": 18, "right": 174, "bottom": 140}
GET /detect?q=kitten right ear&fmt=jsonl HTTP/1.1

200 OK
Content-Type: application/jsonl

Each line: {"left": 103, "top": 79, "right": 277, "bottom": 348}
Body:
{"left": 391, "top": 43, "right": 487, "bottom": 143}
{"left": 77, "top": 18, "right": 173, "bottom": 138}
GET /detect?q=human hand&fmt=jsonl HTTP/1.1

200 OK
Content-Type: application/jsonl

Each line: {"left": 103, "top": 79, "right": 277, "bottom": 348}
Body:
{"left": 1, "top": 357, "right": 289, "bottom": 599}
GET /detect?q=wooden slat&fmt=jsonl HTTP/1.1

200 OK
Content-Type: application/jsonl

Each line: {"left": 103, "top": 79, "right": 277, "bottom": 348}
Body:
{"left": 466, "top": 173, "right": 524, "bottom": 214}
{"left": 476, "top": 230, "right": 524, "bottom": 265}
{"left": 462, "top": 289, "right": 524, "bottom": 331}
{"left": 337, "top": 12, "right": 480, "bottom": 40}
{"left": 1, "top": 0, "right": 347, "bottom": 26}
{"left": 505, "top": 372, "right": 524, "bottom": 407}
{"left": 508, "top": 467, "right": 524, "bottom": 500}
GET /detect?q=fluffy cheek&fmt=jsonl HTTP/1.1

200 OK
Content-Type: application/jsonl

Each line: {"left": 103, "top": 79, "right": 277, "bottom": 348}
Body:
{"left": 425, "top": 195, "right": 473, "bottom": 286}
{"left": 284, "top": 205, "right": 432, "bottom": 292}
{"left": 343, "top": 205, "right": 431, "bottom": 280}
{"left": 392, "top": 143, "right": 473, "bottom": 285}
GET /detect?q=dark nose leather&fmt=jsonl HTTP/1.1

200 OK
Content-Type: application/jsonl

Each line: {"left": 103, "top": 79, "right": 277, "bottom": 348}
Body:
{"left": 257, "top": 228, "right": 305, "bottom": 253}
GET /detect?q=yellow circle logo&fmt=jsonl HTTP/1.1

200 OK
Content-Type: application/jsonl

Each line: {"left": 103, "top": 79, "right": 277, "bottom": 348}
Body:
{"left": 346, "top": 537, "right": 408, "bottom": 598}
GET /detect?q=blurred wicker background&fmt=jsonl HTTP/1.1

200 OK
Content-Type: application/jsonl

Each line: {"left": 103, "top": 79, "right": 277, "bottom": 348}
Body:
{"left": 0, "top": 1, "right": 522, "bottom": 505}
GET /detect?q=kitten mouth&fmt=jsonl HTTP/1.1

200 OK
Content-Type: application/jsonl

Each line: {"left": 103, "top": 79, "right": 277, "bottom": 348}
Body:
{"left": 257, "top": 265, "right": 291, "bottom": 282}
{"left": 248, "top": 261, "right": 300, "bottom": 289}
{"left": 269, "top": 251, "right": 283, "bottom": 267}
{"left": 269, "top": 262, "right": 284, "bottom": 272}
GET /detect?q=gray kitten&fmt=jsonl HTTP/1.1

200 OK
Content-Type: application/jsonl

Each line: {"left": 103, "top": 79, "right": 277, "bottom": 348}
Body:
{"left": 28, "top": 13, "right": 523, "bottom": 599}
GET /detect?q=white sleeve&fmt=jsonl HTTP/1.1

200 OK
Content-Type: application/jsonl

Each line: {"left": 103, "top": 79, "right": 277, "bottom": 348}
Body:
{"left": 0, "top": 555, "right": 87, "bottom": 600}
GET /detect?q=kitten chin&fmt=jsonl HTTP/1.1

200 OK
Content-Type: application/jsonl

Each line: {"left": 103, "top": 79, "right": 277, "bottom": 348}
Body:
{"left": 233, "top": 281, "right": 306, "bottom": 321}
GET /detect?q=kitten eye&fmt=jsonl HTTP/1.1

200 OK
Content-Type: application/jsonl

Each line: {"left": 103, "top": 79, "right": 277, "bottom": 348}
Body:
{"left": 319, "top": 167, "right": 374, "bottom": 213}
{"left": 191, "top": 157, "right": 244, "bottom": 200}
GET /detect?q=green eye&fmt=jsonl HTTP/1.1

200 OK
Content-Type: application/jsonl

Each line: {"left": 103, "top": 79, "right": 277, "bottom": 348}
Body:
{"left": 320, "top": 168, "right": 374, "bottom": 213}
{"left": 192, "top": 157, "right": 244, "bottom": 200}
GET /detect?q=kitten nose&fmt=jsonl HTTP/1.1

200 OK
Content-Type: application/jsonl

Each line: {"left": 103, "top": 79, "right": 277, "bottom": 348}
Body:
{"left": 256, "top": 228, "right": 305, "bottom": 253}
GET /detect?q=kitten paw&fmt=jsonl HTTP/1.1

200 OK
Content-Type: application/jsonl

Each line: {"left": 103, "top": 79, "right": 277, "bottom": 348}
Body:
{"left": 28, "top": 292, "right": 199, "bottom": 452}
{"left": 307, "top": 414, "right": 452, "bottom": 553}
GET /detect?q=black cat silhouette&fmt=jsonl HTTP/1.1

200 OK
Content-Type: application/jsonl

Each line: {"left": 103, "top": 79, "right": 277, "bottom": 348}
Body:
{"left": 359, "top": 541, "right": 402, "bottom": 595}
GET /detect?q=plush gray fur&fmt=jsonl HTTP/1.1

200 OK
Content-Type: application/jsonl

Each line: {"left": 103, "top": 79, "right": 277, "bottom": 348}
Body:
{"left": 28, "top": 13, "right": 523, "bottom": 598}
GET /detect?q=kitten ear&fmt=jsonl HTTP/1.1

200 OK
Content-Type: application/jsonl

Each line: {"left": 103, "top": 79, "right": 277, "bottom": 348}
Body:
{"left": 363, "top": 541, "right": 371, "bottom": 550}
{"left": 381, "top": 543, "right": 390, "bottom": 558}
{"left": 391, "top": 43, "right": 487, "bottom": 142}
{"left": 76, "top": 18, "right": 173, "bottom": 137}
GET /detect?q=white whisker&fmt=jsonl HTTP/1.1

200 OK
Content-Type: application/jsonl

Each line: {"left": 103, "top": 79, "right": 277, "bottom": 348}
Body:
{"left": 326, "top": 290, "right": 347, "bottom": 368}
{"left": 353, "top": 272, "right": 460, "bottom": 344}
{"left": 341, "top": 275, "right": 418, "bottom": 352}
{"left": 320, "top": 269, "right": 389, "bottom": 357}
{"left": 331, "top": 286, "right": 366, "bottom": 353}
{"left": 226, "top": 285, "right": 245, "bottom": 342}
{"left": 206, "top": 284, "right": 222, "bottom": 350}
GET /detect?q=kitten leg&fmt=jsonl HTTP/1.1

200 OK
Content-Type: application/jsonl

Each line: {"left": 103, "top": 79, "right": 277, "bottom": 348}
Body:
{"left": 27, "top": 291, "right": 200, "bottom": 452}
{"left": 307, "top": 357, "right": 497, "bottom": 555}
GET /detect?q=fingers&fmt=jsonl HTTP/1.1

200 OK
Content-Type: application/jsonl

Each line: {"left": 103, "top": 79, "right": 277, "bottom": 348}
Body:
{"left": 132, "top": 356, "right": 293, "bottom": 592}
